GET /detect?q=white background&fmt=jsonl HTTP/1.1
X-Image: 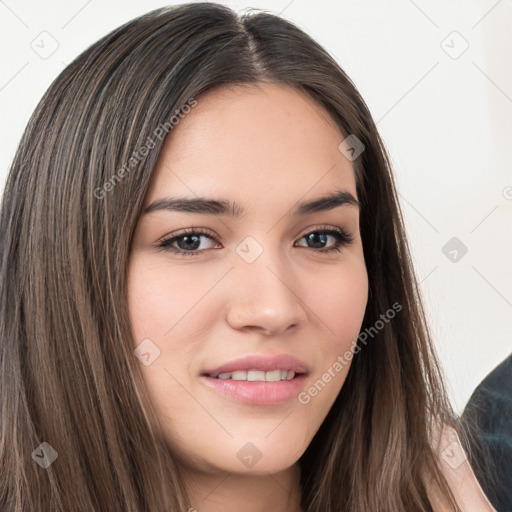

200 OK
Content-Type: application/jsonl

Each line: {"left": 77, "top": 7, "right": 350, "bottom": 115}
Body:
{"left": 0, "top": 0, "right": 511, "bottom": 413}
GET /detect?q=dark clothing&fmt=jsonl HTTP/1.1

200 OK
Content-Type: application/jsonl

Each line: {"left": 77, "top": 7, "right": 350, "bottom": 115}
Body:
{"left": 460, "top": 354, "right": 512, "bottom": 512}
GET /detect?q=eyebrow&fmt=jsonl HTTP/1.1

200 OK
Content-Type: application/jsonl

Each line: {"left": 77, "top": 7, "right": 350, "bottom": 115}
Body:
{"left": 144, "top": 189, "right": 360, "bottom": 217}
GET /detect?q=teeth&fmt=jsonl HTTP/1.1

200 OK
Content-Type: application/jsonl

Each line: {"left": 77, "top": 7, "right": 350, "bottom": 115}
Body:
{"left": 247, "top": 370, "right": 265, "bottom": 381}
{"left": 213, "top": 369, "right": 297, "bottom": 381}
{"left": 264, "top": 369, "right": 281, "bottom": 382}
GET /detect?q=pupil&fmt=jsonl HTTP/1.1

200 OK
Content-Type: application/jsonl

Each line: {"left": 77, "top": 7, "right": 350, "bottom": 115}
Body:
{"left": 307, "top": 232, "right": 327, "bottom": 249}
{"left": 179, "top": 235, "right": 200, "bottom": 250}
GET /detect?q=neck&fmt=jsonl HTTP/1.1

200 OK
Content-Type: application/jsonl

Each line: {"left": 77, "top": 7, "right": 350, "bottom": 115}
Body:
{"left": 182, "top": 461, "right": 303, "bottom": 512}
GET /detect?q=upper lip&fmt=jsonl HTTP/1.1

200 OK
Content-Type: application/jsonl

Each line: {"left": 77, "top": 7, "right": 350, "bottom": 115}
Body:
{"left": 202, "top": 354, "right": 310, "bottom": 377}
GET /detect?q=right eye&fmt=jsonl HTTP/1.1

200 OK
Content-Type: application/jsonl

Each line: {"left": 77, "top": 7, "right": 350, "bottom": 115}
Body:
{"left": 155, "top": 228, "right": 221, "bottom": 257}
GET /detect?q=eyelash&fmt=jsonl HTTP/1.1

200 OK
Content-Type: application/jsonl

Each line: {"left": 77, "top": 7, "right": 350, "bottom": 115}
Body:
{"left": 155, "top": 225, "right": 354, "bottom": 258}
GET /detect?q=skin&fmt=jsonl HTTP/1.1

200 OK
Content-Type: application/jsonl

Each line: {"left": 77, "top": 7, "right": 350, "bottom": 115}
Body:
{"left": 127, "top": 82, "right": 369, "bottom": 512}
{"left": 428, "top": 425, "right": 497, "bottom": 511}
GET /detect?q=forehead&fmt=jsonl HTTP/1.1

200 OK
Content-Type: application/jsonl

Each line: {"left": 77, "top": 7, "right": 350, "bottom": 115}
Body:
{"left": 144, "top": 82, "right": 357, "bottom": 210}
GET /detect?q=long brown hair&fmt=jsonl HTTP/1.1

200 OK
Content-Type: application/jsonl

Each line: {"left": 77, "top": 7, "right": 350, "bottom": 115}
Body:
{"left": 0, "top": 3, "right": 461, "bottom": 510}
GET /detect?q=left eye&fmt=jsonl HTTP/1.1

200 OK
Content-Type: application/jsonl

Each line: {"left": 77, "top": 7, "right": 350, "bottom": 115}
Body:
{"left": 295, "top": 229, "right": 354, "bottom": 252}
{"left": 155, "top": 227, "right": 354, "bottom": 257}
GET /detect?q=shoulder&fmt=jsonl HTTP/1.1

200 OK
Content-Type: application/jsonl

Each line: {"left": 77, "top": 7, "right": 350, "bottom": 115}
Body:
{"left": 426, "top": 424, "right": 497, "bottom": 512}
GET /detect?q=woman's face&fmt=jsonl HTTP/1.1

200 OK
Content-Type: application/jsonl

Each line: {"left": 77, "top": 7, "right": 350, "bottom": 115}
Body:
{"left": 127, "top": 82, "right": 368, "bottom": 476}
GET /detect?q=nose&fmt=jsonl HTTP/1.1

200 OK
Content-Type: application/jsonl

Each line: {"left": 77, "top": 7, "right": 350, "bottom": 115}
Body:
{"left": 225, "top": 248, "right": 308, "bottom": 336}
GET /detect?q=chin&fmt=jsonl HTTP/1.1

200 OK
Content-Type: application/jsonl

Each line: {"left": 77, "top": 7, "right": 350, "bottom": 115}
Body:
{"left": 195, "top": 444, "right": 304, "bottom": 477}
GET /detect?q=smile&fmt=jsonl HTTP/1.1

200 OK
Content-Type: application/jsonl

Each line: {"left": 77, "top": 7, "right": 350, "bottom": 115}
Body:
{"left": 200, "top": 372, "right": 308, "bottom": 405}
{"left": 210, "top": 369, "right": 296, "bottom": 381}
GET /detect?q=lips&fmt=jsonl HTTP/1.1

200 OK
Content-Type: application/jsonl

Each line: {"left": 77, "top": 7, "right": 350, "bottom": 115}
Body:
{"left": 200, "top": 373, "right": 308, "bottom": 405}
{"left": 201, "top": 353, "right": 310, "bottom": 378}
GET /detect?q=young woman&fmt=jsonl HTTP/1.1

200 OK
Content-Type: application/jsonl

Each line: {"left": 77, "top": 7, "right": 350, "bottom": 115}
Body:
{"left": 0, "top": 3, "right": 497, "bottom": 511}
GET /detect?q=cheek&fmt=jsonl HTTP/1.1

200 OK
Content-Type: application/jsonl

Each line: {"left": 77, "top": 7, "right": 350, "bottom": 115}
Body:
{"left": 126, "top": 259, "right": 210, "bottom": 445}
{"left": 308, "top": 257, "right": 368, "bottom": 349}
{"left": 299, "top": 259, "right": 368, "bottom": 405}
{"left": 127, "top": 257, "right": 222, "bottom": 344}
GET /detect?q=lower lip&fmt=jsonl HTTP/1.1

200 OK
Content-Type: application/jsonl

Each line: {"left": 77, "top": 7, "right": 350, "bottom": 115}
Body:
{"left": 200, "top": 374, "right": 308, "bottom": 405}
